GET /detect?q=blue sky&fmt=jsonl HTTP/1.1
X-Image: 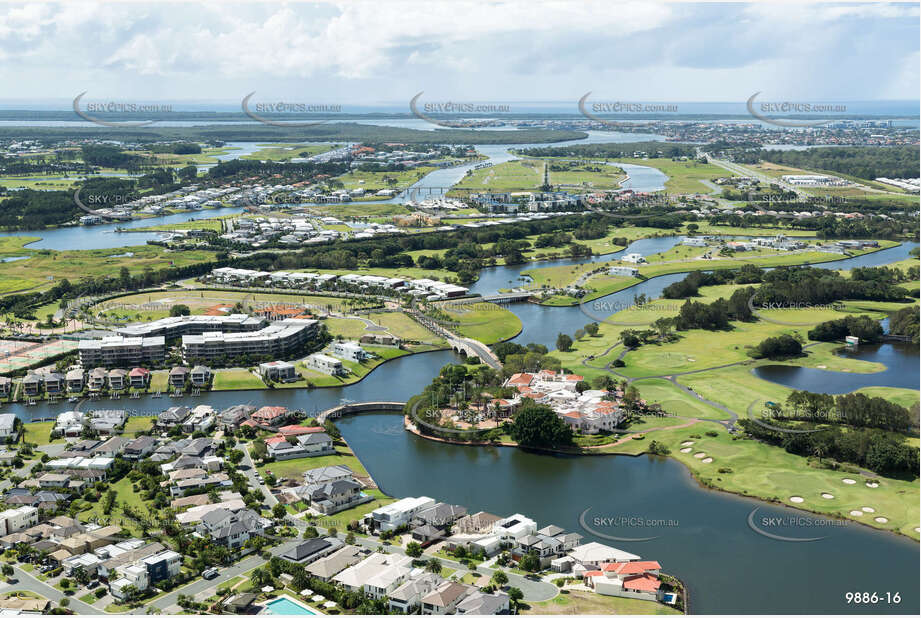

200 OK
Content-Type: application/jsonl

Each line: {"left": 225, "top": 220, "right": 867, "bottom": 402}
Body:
{"left": 0, "top": 1, "right": 917, "bottom": 105}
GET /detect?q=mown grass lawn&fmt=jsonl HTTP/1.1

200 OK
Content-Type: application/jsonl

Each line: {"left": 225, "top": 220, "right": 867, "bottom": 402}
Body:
{"left": 261, "top": 446, "right": 370, "bottom": 480}
{"left": 212, "top": 368, "right": 265, "bottom": 390}
{"left": 523, "top": 589, "right": 681, "bottom": 615}
{"left": 443, "top": 302, "right": 522, "bottom": 344}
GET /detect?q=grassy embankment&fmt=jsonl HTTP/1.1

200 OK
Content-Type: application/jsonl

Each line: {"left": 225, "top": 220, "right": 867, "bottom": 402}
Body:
{"left": 541, "top": 288, "right": 919, "bottom": 538}
{"left": 530, "top": 240, "right": 900, "bottom": 306}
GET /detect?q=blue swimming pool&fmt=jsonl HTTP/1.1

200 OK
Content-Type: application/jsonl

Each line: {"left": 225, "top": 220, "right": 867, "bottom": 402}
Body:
{"left": 265, "top": 597, "right": 315, "bottom": 615}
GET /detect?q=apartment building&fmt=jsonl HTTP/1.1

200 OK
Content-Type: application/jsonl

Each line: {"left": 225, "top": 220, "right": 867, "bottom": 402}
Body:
{"left": 78, "top": 336, "right": 166, "bottom": 368}
{"left": 116, "top": 314, "right": 266, "bottom": 338}
{"left": 181, "top": 319, "right": 318, "bottom": 362}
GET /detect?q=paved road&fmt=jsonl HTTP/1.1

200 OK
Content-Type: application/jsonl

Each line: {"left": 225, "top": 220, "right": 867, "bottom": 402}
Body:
{"left": 6, "top": 566, "right": 98, "bottom": 615}
{"left": 141, "top": 540, "right": 301, "bottom": 614}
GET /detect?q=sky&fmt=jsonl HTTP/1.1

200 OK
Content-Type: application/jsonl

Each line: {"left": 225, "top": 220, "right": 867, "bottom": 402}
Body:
{"left": 0, "top": 1, "right": 918, "bottom": 107}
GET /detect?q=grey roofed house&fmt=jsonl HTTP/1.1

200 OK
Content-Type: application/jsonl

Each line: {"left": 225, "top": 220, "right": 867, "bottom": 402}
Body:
{"left": 0, "top": 415, "right": 17, "bottom": 436}
{"left": 413, "top": 503, "right": 468, "bottom": 529}
{"left": 456, "top": 590, "right": 511, "bottom": 615}
{"left": 282, "top": 537, "right": 343, "bottom": 563}
{"left": 95, "top": 436, "right": 130, "bottom": 456}
{"left": 223, "top": 593, "right": 257, "bottom": 612}
{"left": 181, "top": 437, "right": 214, "bottom": 457}
{"left": 306, "top": 545, "right": 363, "bottom": 580}
{"left": 123, "top": 436, "right": 157, "bottom": 459}
{"left": 218, "top": 404, "right": 255, "bottom": 427}
{"left": 411, "top": 524, "right": 445, "bottom": 543}
{"left": 518, "top": 533, "right": 563, "bottom": 553}
{"left": 537, "top": 524, "right": 565, "bottom": 537}
{"left": 303, "top": 464, "right": 353, "bottom": 485}
{"left": 170, "top": 455, "right": 204, "bottom": 470}
{"left": 157, "top": 406, "right": 191, "bottom": 427}
{"left": 389, "top": 572, "right": 444, "bottom": 605}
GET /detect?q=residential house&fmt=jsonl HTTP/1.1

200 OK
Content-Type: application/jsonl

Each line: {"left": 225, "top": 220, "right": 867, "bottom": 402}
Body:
{"left": 54, "top": 411, "right": 86, "bottom": 437}
{"left": 182, "top": 405, "right": 215, "bottom": 433}
{"left": 587, "top": 560, "right": 663, "bottom": 601}
{"left": 0, "top": 506, "right": 38, "bottom": 535}
{"left": 366, "top": 496, "right": 436, "bottom": 532}
{"left": 190, "top": 365, "right": 212, "bottom": 387}
{"left": 157, "top": 406, "right": 191, "bottom": 428}
{"left": 88, "top": 367, "right": 108, "bottom": 391}
{"left": 195, "top": 508, "right": 269, "bottom": 549}
{"left": 107, "top": 368, "right": 128, "bottom": 391}
{"left": 304, "top": 353, "right": 344, "bottom": 376}
{"left": 0, "top": 414, "right": 17, "bottom": 440}
{"left": 303, "top": 478, "right": 368, "bottom": 514}
{"left": 44, "top": 372, "right": 65, "bottom": 394}
{"left": 169, "top": 366, "right": 189, "bottom": 389}
{"left": 455, "top": 590, "right": 511, "bottom": 615}
{"left": 258, "top": 360, "right": 299, "bottom": 382}
{"left": 389, "top": 573, "right": 445, "bottom": 614}
{"left": 65, "top": 368, "right": 85, "bottom": 392}
{"left": 22, "top": 373, "right": 41, "bottom": 397}
{"left": 334, "top": 553, "right": 413, "bottom": 599}
{"left": 123, "top": 436, "right": 157, "bottom": 460}
{"left": 250, "top": 406, "right": 291, "bottom": 427}
{"left": 128, "top": 367, "right": 150, "bottom": 389}
{"left": 218, "top": 404, "right": 254, "bottom": 428}
{"left": 265, "top": 432, "right": 334, "bottom": 461}
{"left": 420, "top": 581, "right": 475, "bottom": 615}
{"left": 306, "top": 545, "right": 363, "bottom": 581}
{"left": 569, "top": 541, "right": 640, "bottom": 570}
{"left": 282, "top": 537, "right": 343, "bottom": 564}
{"left": 0, "top": 377, "right": 11, "bottom": 397}
{"left": 331, "top": 341, "right": 369, "bottom": 362}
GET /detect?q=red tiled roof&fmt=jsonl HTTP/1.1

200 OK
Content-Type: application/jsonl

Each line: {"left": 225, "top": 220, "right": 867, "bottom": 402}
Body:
{"left": 252, "top": 406, "right": 287, "bottom": 421}
{"left": 565, "top": 374, "right": 584, "bottom": 381}
{"left": 507, "top": 373, "right": 534, "bottom": 386}
{"left": 602, "top": 561, "right": 661, "bottom": 574}
{"left": 278, "top": 425, "right": 324, "bottom": 436}
{"left": 623, "top": 573, "right": 661, "bottom": 592}
{"left": 265, "top": 436, "right": 288, "bottom": 446}
{"left": 583, "top": 570, "right": 603, "bottom": 578}
{"left": 128, "top": 367, "right": 150, "bottom": 376}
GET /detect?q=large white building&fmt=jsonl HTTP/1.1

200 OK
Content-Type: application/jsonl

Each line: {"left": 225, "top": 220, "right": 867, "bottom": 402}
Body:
{"left": 78, "top": 336, "right": 165, "bottom": 368}
{"left": 366, "top": 496, "right": 436, "bottom": 532}
{"left": 181, "top": 319, "right": 319, "bottom": 362}
{"left": 117, "top": 314, "right": 266, "bottom": 338}
{"left": 0, "top": 505, "right": 38, "bottom": 535}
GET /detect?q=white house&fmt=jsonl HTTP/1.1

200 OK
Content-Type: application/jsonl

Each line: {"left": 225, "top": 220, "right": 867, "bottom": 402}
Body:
{"left": 0, "top": 505, "right": 38, "bottom": 535}
{"left": 0, "top": 414, "right": 18, "bottom": 439}
{"left": 608, "top": 266, "right": 639, "bottom": 277}
{"left": 305, "top": 353, "right": 344, "bottom": 376}
{"left": 331, "top": 341, "right": 369, "bottom": 362}
{"left": 367, "top": 496, "right": 436, "bottom": 532}
{"left": 621, "top": 253, "right": 646, "bottom": 264}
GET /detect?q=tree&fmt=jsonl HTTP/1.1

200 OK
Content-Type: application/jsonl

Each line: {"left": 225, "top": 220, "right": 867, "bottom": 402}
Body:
{"left": 555, "top": 333, "right": 573, "bottom": 352}
{"left": 250, "top": 567, "right": 270, "bottom": 588}
{"left": 406, "top": 541, "right": 423, "bottom": 558}
{"left": 251, "top": 440, "right": 268, "bottom": 461}
{"left": 508, "top": 587, "right": 524, "bottom": 607}
{"left": 584, "top": 322, "right": 599, "bottom": 336}
{"left": 426, "top": 557, "right": 442, "bottom": 574}
{"left": 227, "top": 449, "right": 245, "bottom": 465}
{"left": 491, "top": 569, "right": 508, "bottom": 587}
{"left": 272, "top": 503, "right": 287, "bottom": 520}
{"left": 519, "top": 552, "right": 541, "bottom": 572}
{"left": 508, "top": 402, "right": 574, "bottom": 448}
{"left": 169, "top": 304, "right": 191, "bottom": 317}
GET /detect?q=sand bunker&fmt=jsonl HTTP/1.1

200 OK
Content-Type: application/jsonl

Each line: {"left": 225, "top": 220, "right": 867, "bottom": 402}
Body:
{"left": 842, "top": 478, "right": 857, "bottom": 485}
{"left": 693, "top": 452, "right": 706, "bottom": 459}
{"left": 701, "top": 457, "right": 713, "bottom": 463}
{"left": 821, "top": 493, "right": 834, "bottom": 499}
{"left": 789, "top": 496, "right": 804, "bottom": 503}
{"left": 679, "top": 447, "right": 692, "bottom": 453}
{"left": 861, "top": 506, "right": 875, "bottom": 513}
{"left": 817, "top": 365, "right": 827, "bottom": 369}
{"left": 849, "top": 510, "right": 863, "bottom": 516}
{"left": 680, "top": 441, "right": 694, "bottom": 447}
{"left": 866, "top": 482, "right": 879, "bottom": 488}
{"left": 874, "top": 517, "right": 888, "bottom": 524}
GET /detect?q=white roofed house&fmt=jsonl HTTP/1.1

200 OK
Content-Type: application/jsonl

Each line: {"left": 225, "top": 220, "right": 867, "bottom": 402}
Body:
{"left": 189, "top": 365, "right": 212, "bottom": 388}
{"left": 333, "top": 552, "right": 413, "bottom": 598}
{"left": 265, "top": 432, "right": 335, "bottom": 461}
{"left": 0, "top": 414, "right": 18, "bottom": 439}
{"left": 331, "top": 341, "right": 370, "bottom": 363}
{"left": 365, "top": 496, "right": 436, "bottom": 532}
{"left": 54, "top": 411, "right": 86, "bottom": 437}
{"left": 569, "top": 541, "right": 640, "bottom": 570}
{"left": 304, "top": 353, "right": 344, "bottom": 376}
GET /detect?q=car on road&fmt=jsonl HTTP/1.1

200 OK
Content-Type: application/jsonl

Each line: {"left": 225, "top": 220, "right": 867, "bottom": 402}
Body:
{"left": 202, "top": 568, "right": 219, "bottom": 580}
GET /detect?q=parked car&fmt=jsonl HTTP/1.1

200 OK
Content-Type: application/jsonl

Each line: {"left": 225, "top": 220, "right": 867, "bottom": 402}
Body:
{"left": 202, "top": 568, "right": 219, "bottom": 580}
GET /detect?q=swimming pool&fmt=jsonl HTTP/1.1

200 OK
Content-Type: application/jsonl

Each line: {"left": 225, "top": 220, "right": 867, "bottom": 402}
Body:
{"left": 265, "top": 597, "right": 315, "bottom": 615}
